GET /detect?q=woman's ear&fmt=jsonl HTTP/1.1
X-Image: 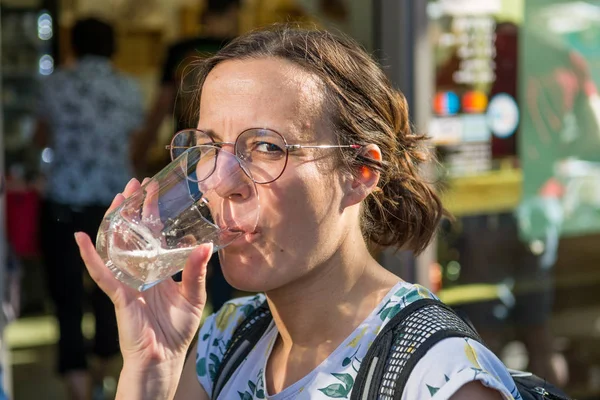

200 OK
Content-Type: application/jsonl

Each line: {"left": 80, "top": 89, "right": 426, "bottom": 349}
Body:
{"left": 341, "top": 144, "right": 382, "bottom": 209}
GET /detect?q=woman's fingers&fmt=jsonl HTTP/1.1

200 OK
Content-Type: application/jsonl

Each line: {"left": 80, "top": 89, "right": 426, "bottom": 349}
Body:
{"left": 141, "top": 180, "right": 162, "bottom": 232}
{"left": 180, "top": 243, "right": 213, "bottom": 308}
{"left": 123, "top": 178, "right": 142, "bottom": 198}
{"left": 75, "top": 232, "right": 122, "bottom": 302}
{"left": 105, "top": 193, "right": 126, "bottom": 217}
{"left": 104, "top": 178, "right": 142, "bottom": 218}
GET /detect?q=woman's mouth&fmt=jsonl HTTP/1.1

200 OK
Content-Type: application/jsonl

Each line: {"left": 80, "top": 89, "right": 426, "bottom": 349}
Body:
{"left": 226, "top": 226, "right": 246, "bottom": 234}
{"left": 218, "top": 225, "right": 260, "bottom": 245}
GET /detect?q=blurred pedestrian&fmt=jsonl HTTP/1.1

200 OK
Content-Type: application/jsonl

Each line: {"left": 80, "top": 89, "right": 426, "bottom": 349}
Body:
{"left": 34, "top": 17, "right": 143, "bottom": 400}
{"left": 131, "top": 0, "right": 241, "bottom": 313}
{"left": 131, "top": 0, "right": 240, "bottom": 177}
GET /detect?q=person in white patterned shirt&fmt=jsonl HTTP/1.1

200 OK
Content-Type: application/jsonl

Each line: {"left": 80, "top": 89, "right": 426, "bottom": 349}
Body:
{"left": 34, "top": 17, "right": 143, "bottom": 400}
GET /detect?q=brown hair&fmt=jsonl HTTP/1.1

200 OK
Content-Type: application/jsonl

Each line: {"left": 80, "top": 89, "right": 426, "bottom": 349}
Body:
{"left": 190, "top": 24, "right": 446, "bottom": 254}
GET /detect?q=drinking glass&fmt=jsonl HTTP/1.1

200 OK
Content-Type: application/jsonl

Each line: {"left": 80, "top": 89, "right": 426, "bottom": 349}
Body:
{"left": 96, "top": 145, "right": 259, "bottom": 291}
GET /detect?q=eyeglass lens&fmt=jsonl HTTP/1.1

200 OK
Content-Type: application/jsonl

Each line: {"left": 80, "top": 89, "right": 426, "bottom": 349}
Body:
{"left": 172, "top": 129, "right": 289, "bottom": 184}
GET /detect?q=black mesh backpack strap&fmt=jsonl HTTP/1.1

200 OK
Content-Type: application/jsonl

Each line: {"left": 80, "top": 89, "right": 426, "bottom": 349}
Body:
{"left": 352, "top": 298, "right": 574, "bottom": 400}
{"left": 211, "top": 300, "right": 272, "bottom": 400}
{"left": 387, "top": 299, "right": 483, "bottom": 399}
{"left": 351, "top": 298, "right": 482, "bottom": 400}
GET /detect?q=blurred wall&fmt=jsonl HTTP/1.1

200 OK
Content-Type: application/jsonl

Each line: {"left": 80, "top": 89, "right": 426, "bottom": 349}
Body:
{"left": 68, "top": 0, "right": 373, "bottom": 47}
{"left": 297, "top": 0, "right": 373, "bottom": 49}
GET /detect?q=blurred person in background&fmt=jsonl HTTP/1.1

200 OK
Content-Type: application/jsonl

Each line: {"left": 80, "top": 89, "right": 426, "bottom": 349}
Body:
{"left": 34, "top": 17, "right": 143, "bottom": 400}
{"left": 131, "top": 0, "right": 240, "bottom": 177}
{"left": 131, "top": 0, "right": 241, "bottom": 313}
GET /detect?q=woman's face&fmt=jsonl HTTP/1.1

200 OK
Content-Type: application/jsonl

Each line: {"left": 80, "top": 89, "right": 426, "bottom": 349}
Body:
{"left": 198, "top": 57, "right": 361, "bottom": 292}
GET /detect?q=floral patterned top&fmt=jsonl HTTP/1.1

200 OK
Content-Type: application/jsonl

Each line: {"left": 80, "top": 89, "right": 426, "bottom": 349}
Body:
{"left": 196, "top": 281, "right": 521, "bottom": 399}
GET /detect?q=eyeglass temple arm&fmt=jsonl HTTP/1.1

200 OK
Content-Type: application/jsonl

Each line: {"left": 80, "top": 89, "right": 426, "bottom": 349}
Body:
{"left": 165, "top": 143, "right": 234, "bottom": 150}
{"left": 287, "top": 144, "right": 362, "bottom": 151}
{"left": 166, "top": 144, "right": 361, "bottom": 151}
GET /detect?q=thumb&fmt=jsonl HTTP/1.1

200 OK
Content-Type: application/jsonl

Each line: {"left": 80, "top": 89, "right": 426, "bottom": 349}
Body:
{"left": 180, "top": 243, "right": 213, "bottom": 308}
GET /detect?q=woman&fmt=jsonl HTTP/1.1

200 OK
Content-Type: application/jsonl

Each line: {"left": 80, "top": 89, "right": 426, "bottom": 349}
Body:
{"left": 75, "top": 25, "right": 518, "bottom": 399}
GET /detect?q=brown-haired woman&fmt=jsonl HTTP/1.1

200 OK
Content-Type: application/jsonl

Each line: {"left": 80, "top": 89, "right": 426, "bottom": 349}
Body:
{"left": 76, "top": 25, "right": 518, "bottom": 399}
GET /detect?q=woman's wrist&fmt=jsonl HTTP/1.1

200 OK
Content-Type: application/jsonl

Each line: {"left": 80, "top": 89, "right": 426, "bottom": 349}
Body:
{"left": 116, "top": 358, "right": 186, "bottom": 400}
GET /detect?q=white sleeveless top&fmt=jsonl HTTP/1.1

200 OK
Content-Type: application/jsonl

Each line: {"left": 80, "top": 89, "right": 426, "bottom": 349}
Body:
{"left": 196, "top": 281, "right": 521, "bottom": 399}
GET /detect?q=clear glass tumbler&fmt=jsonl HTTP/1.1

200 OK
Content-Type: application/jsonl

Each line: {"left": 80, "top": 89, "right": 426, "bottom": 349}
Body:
{"left": 96, "top": 145, "right": 259, "bottom": 291}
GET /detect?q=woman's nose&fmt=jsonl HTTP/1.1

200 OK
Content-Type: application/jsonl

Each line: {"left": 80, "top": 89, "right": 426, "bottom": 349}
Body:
{"left": 198, "top": 150, "right": 253, "bottom": 201}
{"left": 195, "top": 148, "right": 259, "bottom": 232}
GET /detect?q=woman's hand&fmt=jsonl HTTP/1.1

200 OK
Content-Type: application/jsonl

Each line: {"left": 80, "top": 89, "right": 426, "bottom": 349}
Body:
{"left": 75, "top": 178, "right": 212, "bottom": 377}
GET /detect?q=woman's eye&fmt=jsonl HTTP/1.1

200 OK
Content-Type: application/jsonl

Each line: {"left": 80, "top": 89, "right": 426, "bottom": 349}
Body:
{"left": 253, "top": 141, "right": 283, "bottom": 153}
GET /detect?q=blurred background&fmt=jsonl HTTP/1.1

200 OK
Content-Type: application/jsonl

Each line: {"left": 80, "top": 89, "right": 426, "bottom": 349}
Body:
{"left": 2, "top": 0, "right": 600, "bottom": 398}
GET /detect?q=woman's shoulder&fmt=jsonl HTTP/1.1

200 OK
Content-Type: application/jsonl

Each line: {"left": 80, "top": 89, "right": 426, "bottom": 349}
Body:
{"left": 388, "top": 281, "right": 437, "bottom": 302}
{"left": 373, "top": 283, "right": 519, "bottom": 398}
{"left": 375, "top": 281, "right": 439, "bottom": 324}
{"left": 402, "top": 337, "right": 519, "bottom": 399}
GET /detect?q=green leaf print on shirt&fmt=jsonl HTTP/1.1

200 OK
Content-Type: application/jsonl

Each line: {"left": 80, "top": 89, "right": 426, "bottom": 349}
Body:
{"left": 197, "top": 358, "right": 206, "bottom": 377}
{"left": 208, "top": 353, "right": 222, "bottom": 381}
{"left": 318, "top": 373, "right": 354, "bottom": 398}
{"left": 238, "top": 391, "right": 253, "bottom": 400}
{"left": 332, "top": 373, "right": 353, "bottom": 389}
{"left": 394, "top": 286, "right": 412, "bottom": 298}
{"left": 427, "top": 384, "right": 439, "bottom": 396}
{"left": 246, "top": 368, "right": 265, "bottom": 399}
{"left": 238, "top": 378, "right": 263, "bottom": 400}
{"left": 423, "top": 374, "right": 455, "bottom": 397}
{"left": 318, "top": 384, "right": 349, "bottom": 398}
{"left": 378, "top": 301, "right": 401, "bottom": 321}
{"left": 342, "top": 345, "right": 363, "bottom": 373}
{"left": 406, "top": 285, "right": 432, "bottom": 304}
{"left": 201, "top": 325, "right": 213, "bottom": 341}
{"left": 238, "top": 369, "right": 265, "bottom": 400}
{"left": 388, "top": 304, "right": 402, "bottom": 319}
{"left": 377, "top": 285, "right": 434, "bottom": 321}
{"left": 240, "top": 303, "right": 256, "bottom": 318}
{"left": 204, "top": 332, "right": 231, "bottom": 381}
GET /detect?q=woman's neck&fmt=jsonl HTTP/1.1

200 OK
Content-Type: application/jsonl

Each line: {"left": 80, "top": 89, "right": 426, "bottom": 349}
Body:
{"left": 264, "top": 232, "right": 399, "bottom": 349}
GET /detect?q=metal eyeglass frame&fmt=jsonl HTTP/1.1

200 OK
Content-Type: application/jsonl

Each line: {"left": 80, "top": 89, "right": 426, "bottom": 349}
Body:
{"left": 165, "top": 128, "right": 362, "bottom": 184}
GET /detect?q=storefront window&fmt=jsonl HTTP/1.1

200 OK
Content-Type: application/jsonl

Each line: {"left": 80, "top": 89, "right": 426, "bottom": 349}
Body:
{"left": 431, "top": 0, "right": 600, "bottom": 396}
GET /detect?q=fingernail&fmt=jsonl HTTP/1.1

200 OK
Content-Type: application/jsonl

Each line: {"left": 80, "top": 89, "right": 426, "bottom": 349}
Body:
{"left": 127, "top": 177, "right": 139, "bottom": 186}
{"left": 74, "top": 232, "right": 82, "bottom": 244}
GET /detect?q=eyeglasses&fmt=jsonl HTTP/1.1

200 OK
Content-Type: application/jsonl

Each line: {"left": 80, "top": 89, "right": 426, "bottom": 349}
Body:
{"left": 166, "top": 128, "right": 362, "bottom": 184}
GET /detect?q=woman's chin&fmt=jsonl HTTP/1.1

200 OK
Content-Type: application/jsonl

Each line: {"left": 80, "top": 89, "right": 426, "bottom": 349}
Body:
{"left": 220, "top": 259, "right": 275, "bottom": 293}
{"left": 226, "top": 274, "right": 271, "bottom": 293}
